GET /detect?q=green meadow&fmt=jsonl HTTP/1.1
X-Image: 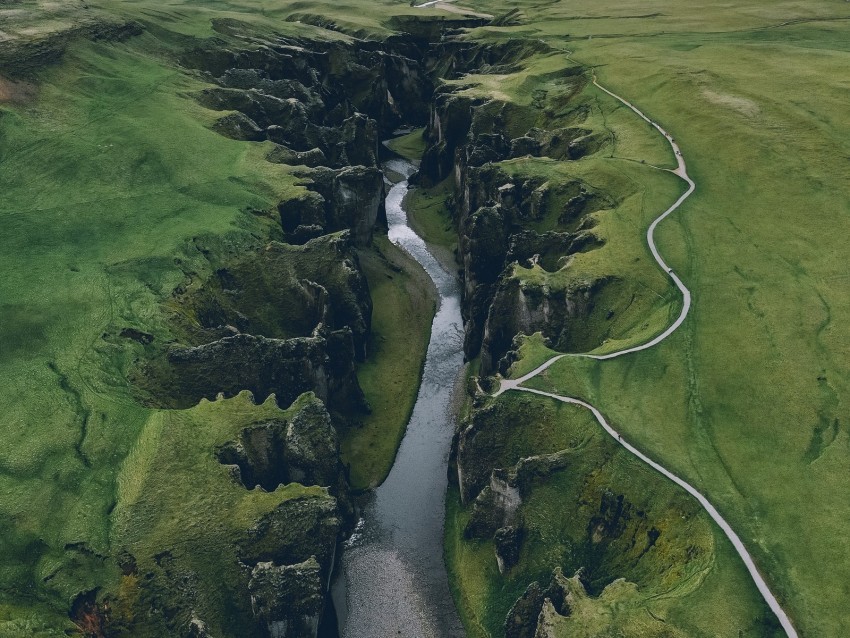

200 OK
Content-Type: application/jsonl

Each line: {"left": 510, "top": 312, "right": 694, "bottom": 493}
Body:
{"left": 0, "top": 0, "right": 433, "bottom": 629}
{"left": 0, "top": 31, "right": 294, "bottom": 631}
{"left": 458, "top": 0, "right": 850, "bottom": 635}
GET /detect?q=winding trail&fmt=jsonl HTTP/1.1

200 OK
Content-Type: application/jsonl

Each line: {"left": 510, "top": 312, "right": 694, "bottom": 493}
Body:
{"left": 494, "top": 75, "right": 798, "bottom": 638}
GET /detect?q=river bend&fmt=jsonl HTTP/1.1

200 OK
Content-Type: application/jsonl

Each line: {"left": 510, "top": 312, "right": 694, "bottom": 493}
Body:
{"left": 331, "top": 157, "right": 465, "bottom": 637}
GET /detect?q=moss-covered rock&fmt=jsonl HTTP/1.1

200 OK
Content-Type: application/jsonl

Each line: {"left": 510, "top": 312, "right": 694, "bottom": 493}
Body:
{"left": 285, "top": 165, "right": 386, "bottom": 246}
{"left": 479, "top": 273, "right": 612, "bottom": 375}
{"left": 248, "top": 558, "right": 324, "bottom": 637}
{"left": 163, "top": 232, "right": 373, "bottom": 358}
{"left": 153, "top": 330, "right": 367, "bottom": 415}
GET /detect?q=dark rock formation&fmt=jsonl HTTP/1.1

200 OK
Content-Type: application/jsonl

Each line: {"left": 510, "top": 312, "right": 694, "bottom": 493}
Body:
{"left": 283, "top": 166, "right": 386, "bottom": 247}
{"left": 216, "top": 395, "right": 342, "bottom": 492}
{"left": 212, "top": 111, "right": 265, "bottom": 141}
{"left": 284, "top": 397, "right": 341, "bottom": 488}
{"left": 494, "top": 525, "right": 523, "bottom": 573}
{"left": 479, "top": 274, "right": 612, "bottom": 375}
{"left": 217, "top": 420, "right": 288, "bottom": 491}
{"left": 412, "top": 56, "right": 622, "bottom": 372}
{"left": 504, "top": 571, "right": 569, "bottom": 638}
{"left": 240, "top": 495, "right": 340, "bottom": 572}
{"left": 239, "top": 494, "right": 342, "bottom": 636}
{"left": 267, "top": 144, "right": 327, "bottom": 168}
{"left": 185, "top": 35, "right": 436, "bottom": 170}
{"left": 163, "top": 330, "right": 368, "bottom": 415}
{"left": 248, "top": 558, "right": 324, "bottom": 637}
{"left": 167, "top": 232, "right": 373, "bottom": 361}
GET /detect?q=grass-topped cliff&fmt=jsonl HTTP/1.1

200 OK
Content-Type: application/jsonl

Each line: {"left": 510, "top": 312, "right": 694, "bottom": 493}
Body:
{"left": 433, "top": 0, "right": 850, "bottom": 636}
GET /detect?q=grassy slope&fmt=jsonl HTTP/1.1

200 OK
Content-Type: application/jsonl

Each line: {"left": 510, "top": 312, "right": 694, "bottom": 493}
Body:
{"left": 458, "top": 0, "right": 850, "bottom": 635}
{"left": 112, "top": 392, "right": 327, "bottom": 637}
{"left": 405, "top": 177, "right": 458, "bottom": 266}
{"left": 0, "top": 30, "right": 296, "bottom": 630}
{"left": 445, "top": 394, "right": 777, "bottom": 638}
{"left": 0, "top": 0, "right": 434, "bottom": 630}
{"left": 384, "top": 127, "right": 428, "bottom": 160}
{"left": 345, "top": 235, "right": 436, "bottom": 489}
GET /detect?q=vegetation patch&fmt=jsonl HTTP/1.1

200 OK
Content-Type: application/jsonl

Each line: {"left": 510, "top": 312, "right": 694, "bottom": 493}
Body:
{"left": 446, "top": 393, "right": 780, "bottom": 637}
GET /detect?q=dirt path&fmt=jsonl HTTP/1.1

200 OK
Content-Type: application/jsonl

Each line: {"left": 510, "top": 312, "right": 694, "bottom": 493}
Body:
{"left": 495, "top": 75, "right": 798, "bottom": 638}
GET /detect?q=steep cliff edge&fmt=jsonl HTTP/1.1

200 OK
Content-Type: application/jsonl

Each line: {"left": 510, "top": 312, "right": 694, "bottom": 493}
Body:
{"left": 412, "top": 57, "right": 633, "bottom": 372}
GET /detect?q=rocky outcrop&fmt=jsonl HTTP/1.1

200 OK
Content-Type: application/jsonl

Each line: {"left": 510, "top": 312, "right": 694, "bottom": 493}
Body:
{"left": 282, "top": 166, "right": 386, "bottom": 246}
{"left": 218, "top": 420, "right": 289, "bottom": 491}
{"left": 186, "top": 36, "right": 435, "bottom": 162}
{"left": 479, "top": 274, "right": 612, "bottom": 375}
{"left": 504, "top": 570, "right": 571, "bottom": 638}
{"left": 453, "top": 169, "right": 611, "bottom": 369}
{"left": 163, "top": 330, "right": 368, "bottom": 416}
{"left": 248, "top": 558, "right": 324, "bottom": 638}
{"left": 240, "top": 494, "right": 340, "bottom": 573}
{"left": 216, "top": 394, "right": 343, "bottom": 492}
{"left": 167, "top": 232, "right": 373, "bottom": 361}
{"left": 239, "top": 494, "right": 342, "bottom": 637}
{"left": 189, "top": 36, "right": 449, "bottom": 249}
{"left": 212, "top": 111, "right": 265, "bottom": 141}
{"left": 414, "top": 58, "right": 621, "bottom": 371}
{"left": 420, "top": 90, "right": 481, "bottom": 184}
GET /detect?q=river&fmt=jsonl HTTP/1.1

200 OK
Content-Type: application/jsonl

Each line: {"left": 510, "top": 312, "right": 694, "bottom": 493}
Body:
{"left": 330, "top": 156, "right": 466, "bottom": 637}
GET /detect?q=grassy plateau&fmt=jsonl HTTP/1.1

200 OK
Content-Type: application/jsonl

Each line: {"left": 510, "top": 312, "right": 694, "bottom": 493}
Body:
{"left": 446, "top": 0, "right": 850, "bottom": 636}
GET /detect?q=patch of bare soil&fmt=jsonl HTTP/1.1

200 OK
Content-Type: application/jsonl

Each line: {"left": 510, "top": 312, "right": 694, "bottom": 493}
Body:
{"left": 0, "top": 74, "right": 37, "bottom": 104}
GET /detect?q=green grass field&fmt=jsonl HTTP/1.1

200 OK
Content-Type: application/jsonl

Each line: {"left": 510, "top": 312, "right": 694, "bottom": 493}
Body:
{"left": 0, "top": 29, "right": 299, "bottom": 631}
{"left": 0, "top": 0, "right": 436, "bottom": 630}
{"left": 459, "top": 1, "right": 850, "bottom": 635}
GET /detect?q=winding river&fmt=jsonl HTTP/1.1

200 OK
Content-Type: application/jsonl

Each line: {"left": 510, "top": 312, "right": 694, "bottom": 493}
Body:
{"left": 331, "top": 157, "right": 465, "bottom": 637}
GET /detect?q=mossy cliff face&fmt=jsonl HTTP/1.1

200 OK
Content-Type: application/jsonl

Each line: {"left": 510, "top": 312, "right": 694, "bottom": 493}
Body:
{"left": 105, "top": 393, "right": 347, "bottom": 638}
{"left": 417, "top": 69, "right": 616, "bottom": 374}
{"left": 420, "top": 39, "right": 780, "bottom": 638}
{"left": 446, "top": 393, "right": 782, "bottom": 637}
{"left": 135, "top": 232, "right": 374, "bottom": 424}
{"left": 110, "top": 18, "right": 534, "bottom": 637}
{"left": 184, "top": 33, "right": 435, "bottom": 163}
{"left": 90, "top": 23, "right": 473, "bottom": 638}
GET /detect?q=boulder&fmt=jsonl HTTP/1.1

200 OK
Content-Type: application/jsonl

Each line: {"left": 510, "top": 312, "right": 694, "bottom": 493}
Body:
{"left": 212, "top": 112, "right": 265, "bottom": 141}
{"left": 248, "top": 558, "right": 324, "bottom": 637}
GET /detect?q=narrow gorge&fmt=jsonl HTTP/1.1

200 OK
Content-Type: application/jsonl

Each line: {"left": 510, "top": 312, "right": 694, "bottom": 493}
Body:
{"left": 0, "top": 9, "right": 784, "bottom": 638}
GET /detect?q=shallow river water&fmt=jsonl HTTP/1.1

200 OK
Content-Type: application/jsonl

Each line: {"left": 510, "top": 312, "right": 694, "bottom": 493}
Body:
{"left": 330, "top": 157, "right": 466, "bottom": 637}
